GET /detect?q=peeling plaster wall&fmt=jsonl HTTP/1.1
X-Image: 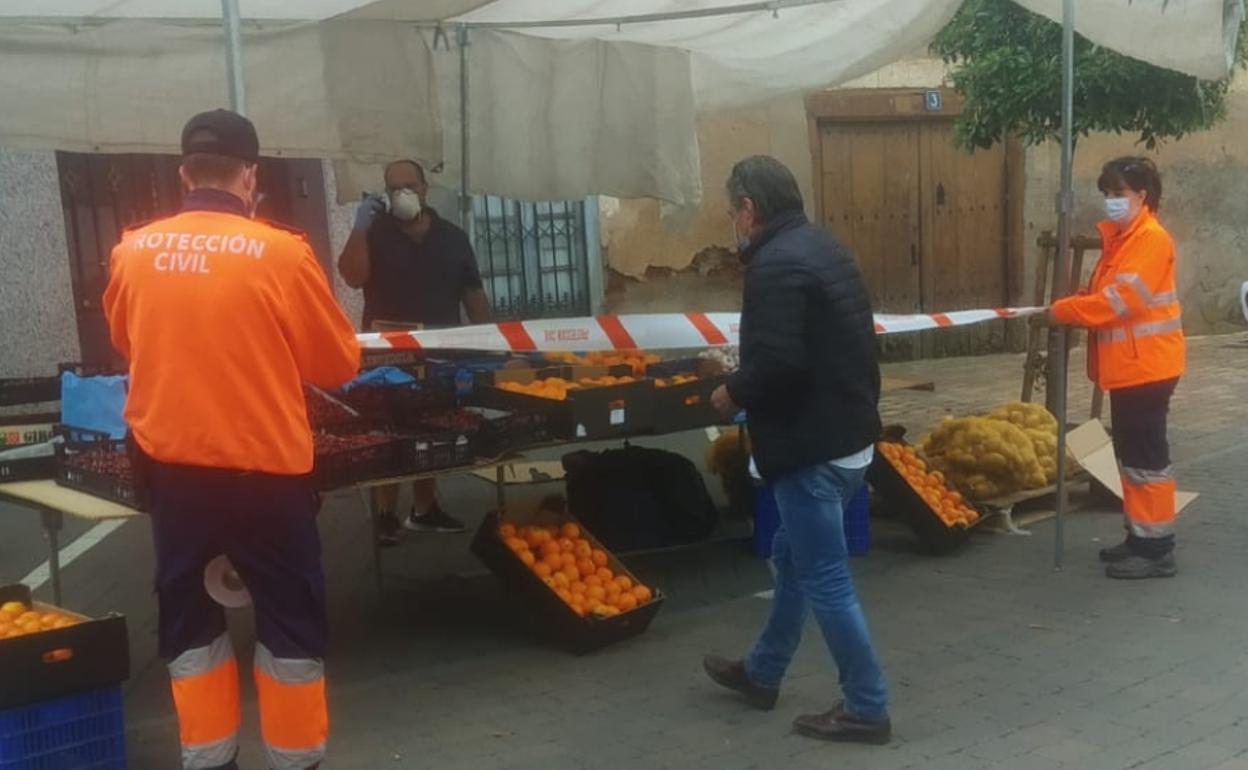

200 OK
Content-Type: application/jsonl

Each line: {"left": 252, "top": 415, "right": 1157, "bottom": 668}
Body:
{"left": 600, "top": 57, "right": 946, "bottom": 315}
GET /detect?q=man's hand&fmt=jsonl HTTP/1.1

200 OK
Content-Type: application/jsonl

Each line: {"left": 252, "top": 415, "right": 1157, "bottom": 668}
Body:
{"left": 711, "top": 384, "right": 739, "bottom": 418}
{"left": 354, "top": 194, "right": 387, "bottom": 232}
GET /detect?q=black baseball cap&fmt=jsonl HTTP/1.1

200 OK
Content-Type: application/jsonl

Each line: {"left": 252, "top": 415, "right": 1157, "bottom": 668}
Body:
{"left": 181, "top": 109, "right": 260, "bottom": 163}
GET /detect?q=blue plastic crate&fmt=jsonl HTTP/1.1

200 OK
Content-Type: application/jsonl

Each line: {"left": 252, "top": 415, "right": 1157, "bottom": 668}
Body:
{"left": 752, "top": 483, "right": 870, "bottom": 558}
{"left": 0, "top": 687, "right": 126, "bottom": 770}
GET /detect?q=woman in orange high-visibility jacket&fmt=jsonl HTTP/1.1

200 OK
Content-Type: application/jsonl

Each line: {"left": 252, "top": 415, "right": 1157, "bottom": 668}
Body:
{"left": 1051, "top": 157, "right": 1183, "bottom": 580}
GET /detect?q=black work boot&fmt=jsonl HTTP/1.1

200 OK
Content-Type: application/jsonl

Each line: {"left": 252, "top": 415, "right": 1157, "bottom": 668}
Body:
{"left": 702, "top": 655, "right": 778, "bottom": 710}
{"left": 1098, "top": 539, "right": 1133, "bottom": 563}
{"left": 1106, "top": 552, "right": 1177, "bottom": 579}
{"left": 793, "top": 701, "right": 892, "bottom": 745}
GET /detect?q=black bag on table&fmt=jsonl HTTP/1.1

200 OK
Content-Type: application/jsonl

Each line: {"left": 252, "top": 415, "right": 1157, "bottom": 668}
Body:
{"left": 561, "top": 445, "right": 718, "bottom": 552}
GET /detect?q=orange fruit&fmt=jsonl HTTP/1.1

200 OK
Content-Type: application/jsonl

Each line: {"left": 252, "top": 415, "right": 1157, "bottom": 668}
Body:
{"left": 614, "top": 575, "right": 634, "bottom": 592}
{"left": 616, "top": 593, "right": 638, "bottom": 612}
{"left": 519, "top": 551, "right": 536, "bottom": 567}
{"left": 574, "top": 541, "right": 593, "bottom": 558}
{"left": 561, "top": 523, "right": 581, "bottom": 539}
{"left": 591, "top": 549, "right": 608, "bottom": 568}
{"left": 587, "top": 585, "right": 607, "bottom": 602}
{"left": 534, "top": 561, "right": 552, "bottom": 579}
{"left": 561, "top": 565, "right": 580, "bottom": 583}
{"left": 558, "top": 538, "right": 576, "bottom": 553}
{"left": 523, "top": 530, "right": 544, "bottom": 549}
{"left": 585, "top": 575, "right": 603, "bottom": 588}
{"left": 576, "top": 558, "right": 597, "bottom": 578}
{"left": 633, "top": 585, "right": 653, "bottom": 603}
{"left": 559, "top": 554, "right": 576, "bottom": 570}
{"left": 15, "top": 612, "right": 39, "bottom": 626}
{"left": 570, "top": 602, "right": 587, "bottom": 617}
{"left": 556, "top": 588, "right": 573, "bottom": 604}
{"left": 504, "top": 536, "right": 527, "bottom": 552}
{"left": 498, "top": 523, "right": 517, "bottom": 538}
{"left": 596, "top": 567, "right": 614, "bottom": 583}
{"left": 552, "top": 572, "right": 571, "bottom": 589}
{"left": 1, "top": 601, "right": 27, "bottom": 616}
{"left": 542, "top": 551, "right": 564, "bottom": 570}
{"left": 605, "top": 583, "right": 622, "bottom": 602}
{"left": 570, "top": 580, "right": 587, "bottom": 595}
{"left": 594, "top": 605, "right": 620, "bottom": 618}
{"left": 539, "top": 540, "right": 561, "bottom": 558}
{"left": 533, "top": 529, "right": 553, "bottom": 546}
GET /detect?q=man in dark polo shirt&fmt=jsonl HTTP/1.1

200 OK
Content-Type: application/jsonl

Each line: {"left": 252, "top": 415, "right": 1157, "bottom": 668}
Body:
{"left": 338, "top": 159, "right": 490, "bottom": 545}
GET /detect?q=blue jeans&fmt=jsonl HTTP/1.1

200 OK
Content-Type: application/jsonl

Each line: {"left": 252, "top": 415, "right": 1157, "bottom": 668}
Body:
{"left": 745, "top": 462, "right": 889, "bottom": 720}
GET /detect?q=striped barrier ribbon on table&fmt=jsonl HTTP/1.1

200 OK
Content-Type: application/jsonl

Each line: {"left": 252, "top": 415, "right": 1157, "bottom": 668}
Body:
{"left": 356, "top": 307, "right": 1045, "bottom": 353}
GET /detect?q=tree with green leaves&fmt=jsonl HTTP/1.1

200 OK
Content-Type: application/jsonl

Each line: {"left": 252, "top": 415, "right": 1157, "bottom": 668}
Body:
{"left": 930, "top": 0, "right": 1248, "bottom": 151}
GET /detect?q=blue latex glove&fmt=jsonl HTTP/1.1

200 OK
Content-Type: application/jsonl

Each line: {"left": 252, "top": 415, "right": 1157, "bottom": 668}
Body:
{"left": 354, "top": 194, "right": 387, "bottom": 231}
{"left": 340, "top": 366, "right": 416, "bottom": 392}
{"left": 733, "top": 410, "right": 748, "bottom": 425}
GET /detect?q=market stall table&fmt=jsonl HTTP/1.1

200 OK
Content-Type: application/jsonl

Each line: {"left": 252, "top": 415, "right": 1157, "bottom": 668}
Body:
{"left": 0, "top": 480, "right": 141, "bottom": 605}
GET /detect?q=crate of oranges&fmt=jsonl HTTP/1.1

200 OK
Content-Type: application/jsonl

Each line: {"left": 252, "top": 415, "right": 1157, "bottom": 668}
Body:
{"left": 868, "top": 440, "right": 984, "bottom": 554}
{"left": 646, "top": 358, "right": 730, "bottom": 433}
{"left": 472, "top": 366, "right": 654, "bottom": 440}
{"left": 0, "top": 584, "right": 129, "bottom": 710}
{"left": 471, "top": 505, "right": 663, "bottom": 654}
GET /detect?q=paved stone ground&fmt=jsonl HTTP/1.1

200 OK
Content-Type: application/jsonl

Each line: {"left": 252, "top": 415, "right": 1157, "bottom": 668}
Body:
{"left": 6, "top": 332, "right": 1248, "bottom": 769}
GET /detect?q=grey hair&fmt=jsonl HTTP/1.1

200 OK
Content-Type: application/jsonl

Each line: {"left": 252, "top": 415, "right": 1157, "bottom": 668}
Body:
{"left": 726, "top": 155, "right": 804, "bottom": 224}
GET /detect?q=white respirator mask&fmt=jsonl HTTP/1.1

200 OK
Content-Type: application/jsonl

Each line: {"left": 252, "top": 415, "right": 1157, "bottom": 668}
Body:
{"left": 388, "top": 189, "right": 423, "bottom": 221}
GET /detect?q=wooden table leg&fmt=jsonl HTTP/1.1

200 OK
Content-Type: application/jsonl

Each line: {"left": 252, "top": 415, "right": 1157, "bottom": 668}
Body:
{"left": 41, "top": 507, "right": 64, "bottom": 605}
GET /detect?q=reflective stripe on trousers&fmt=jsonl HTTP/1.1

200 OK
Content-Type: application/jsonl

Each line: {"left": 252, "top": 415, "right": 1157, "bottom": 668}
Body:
{"left": 254, "top": 642, "right": 328, "bottom": 770}
{"left": 1121, "top": 464, "right": 1176, "bottom": 539}
{"left": 169, "top": 633, "right": 240, "bottom": 769}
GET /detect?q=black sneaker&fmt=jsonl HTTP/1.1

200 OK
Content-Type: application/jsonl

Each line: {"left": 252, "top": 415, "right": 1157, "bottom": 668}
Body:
{"left": 1099, "top": 540, "right": 1133, "bottom": 563}
{"left": 1106, "top": 552, "right": 1177, "bottom": 580}
{"left": 375, "top": 512, "right": 402, "bottom": 547}
{"left": 702, "top": 655, "right": 779, "bottom": 710}
{"left": 404, "top": 503, "right": 466, "bottom": 533}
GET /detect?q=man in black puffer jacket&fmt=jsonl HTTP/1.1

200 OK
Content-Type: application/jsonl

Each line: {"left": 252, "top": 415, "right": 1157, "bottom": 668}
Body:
{"left": 703, "top": 156, "right": 891, "bottom": 746}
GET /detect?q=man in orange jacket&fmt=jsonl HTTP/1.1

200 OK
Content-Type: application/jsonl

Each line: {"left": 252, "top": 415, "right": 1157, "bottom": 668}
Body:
{"left": 1051, "top": 156, "right": 1183, "bottom": 580}
{"left": 103, "top": 109, "right": 361, "bottom": 769}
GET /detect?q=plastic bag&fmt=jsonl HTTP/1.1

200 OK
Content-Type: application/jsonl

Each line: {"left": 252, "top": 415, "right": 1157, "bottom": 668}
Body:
{"left": 339, "top": 366, "right": 415, "bottom": 392}
{"left": 60, "top": 371, "right": 128, "bottom": 439}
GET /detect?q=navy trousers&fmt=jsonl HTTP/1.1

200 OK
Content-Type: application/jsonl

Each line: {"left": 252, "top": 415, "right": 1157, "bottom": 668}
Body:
{"left": 147, "top": 462, "right": 328, "bottom": 661}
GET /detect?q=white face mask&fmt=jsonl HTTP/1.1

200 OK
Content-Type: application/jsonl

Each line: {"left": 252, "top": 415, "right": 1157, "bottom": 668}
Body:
{"left": 389, "top": 189, "right": 423, "bottom": 222}
{"left": 1104, "top": 197, "right": 1133, "bottom": 223}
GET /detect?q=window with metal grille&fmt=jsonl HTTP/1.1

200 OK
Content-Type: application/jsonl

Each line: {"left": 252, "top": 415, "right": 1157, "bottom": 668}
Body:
{"left": 471, "top": 196, "right": 594, "bottom": 320}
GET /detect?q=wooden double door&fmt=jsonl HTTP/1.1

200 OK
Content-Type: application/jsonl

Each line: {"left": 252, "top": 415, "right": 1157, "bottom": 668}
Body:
{"left": 816, "top": 118, "right": 1014, "bottom": 358}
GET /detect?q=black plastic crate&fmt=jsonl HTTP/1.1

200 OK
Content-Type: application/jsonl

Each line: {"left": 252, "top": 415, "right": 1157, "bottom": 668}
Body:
{"left": 408, "top": 406, "right": 549, "bottom": 459}
{"left": 0, "top": 584, "right": 130, "bottom": 712}
{"left": 0, "top": 447, "right": 55, "bottom": 484}
{"left": 52, "top": 435, "right": 141, "bottom": 510}
{"left": 395, "top": 432, "right": 474, "bottom": 474}
{"left": 472, "top": 366, "right": 654, "bottom": 440}
{"left": 303, "top": 385, "right": 362, "bottom": 431}
{"left": 471, "top": 511, "right": 664, "bottom": 655}
{"left": 0, "top": 377, "right": 60, "bottom": 408}
{"left": 866, "top": 441, "right": 982, "bottom": 554}
{"left": 646, "top": 359, "right": 729, "bottom": 434}
{"left": 311, "top": 431, "right": 406, "bottom": 490}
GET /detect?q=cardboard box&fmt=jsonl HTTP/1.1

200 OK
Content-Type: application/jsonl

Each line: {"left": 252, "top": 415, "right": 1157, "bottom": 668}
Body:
{"left": 1066, "top": 420, "right": 1198, "bottom": 512}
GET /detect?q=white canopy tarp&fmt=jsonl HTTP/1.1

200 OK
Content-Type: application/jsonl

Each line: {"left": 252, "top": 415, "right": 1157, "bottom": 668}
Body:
{"left": 0, "top": 0, "right": 1241, "bottom": 208}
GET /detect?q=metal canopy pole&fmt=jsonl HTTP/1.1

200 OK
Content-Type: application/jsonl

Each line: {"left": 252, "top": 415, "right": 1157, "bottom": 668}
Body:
{"left": 1053, "top": 0, "right": 1075, "bottom": 570}
{"left": 221, "top": 0, "right": 246, "bottom": 113}
{"left": 458, "top": 25, "right": 472, "bottom": 235}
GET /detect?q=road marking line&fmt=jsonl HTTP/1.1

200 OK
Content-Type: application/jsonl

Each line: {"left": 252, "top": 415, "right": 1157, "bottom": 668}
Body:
{"left": 20, "top": 519, "right": 129, "bottom": 590}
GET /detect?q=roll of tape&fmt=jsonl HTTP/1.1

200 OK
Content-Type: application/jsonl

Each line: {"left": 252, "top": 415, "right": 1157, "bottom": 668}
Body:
{"left": 204, "top": 554, "right": 252, "bottom": 608}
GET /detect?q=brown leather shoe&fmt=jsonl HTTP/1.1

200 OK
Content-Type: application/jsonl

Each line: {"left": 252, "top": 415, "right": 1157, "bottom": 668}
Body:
{"left": 702, "top": 655, "right": 778, "bottom": 711}
{"left": 793, "top": 701, "right": 891, "bottom": 745}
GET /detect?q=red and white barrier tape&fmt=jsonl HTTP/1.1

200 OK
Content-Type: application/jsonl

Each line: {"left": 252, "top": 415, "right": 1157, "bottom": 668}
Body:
{"left": 357, "top": 307, "right": 1044, "bottom": 353}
